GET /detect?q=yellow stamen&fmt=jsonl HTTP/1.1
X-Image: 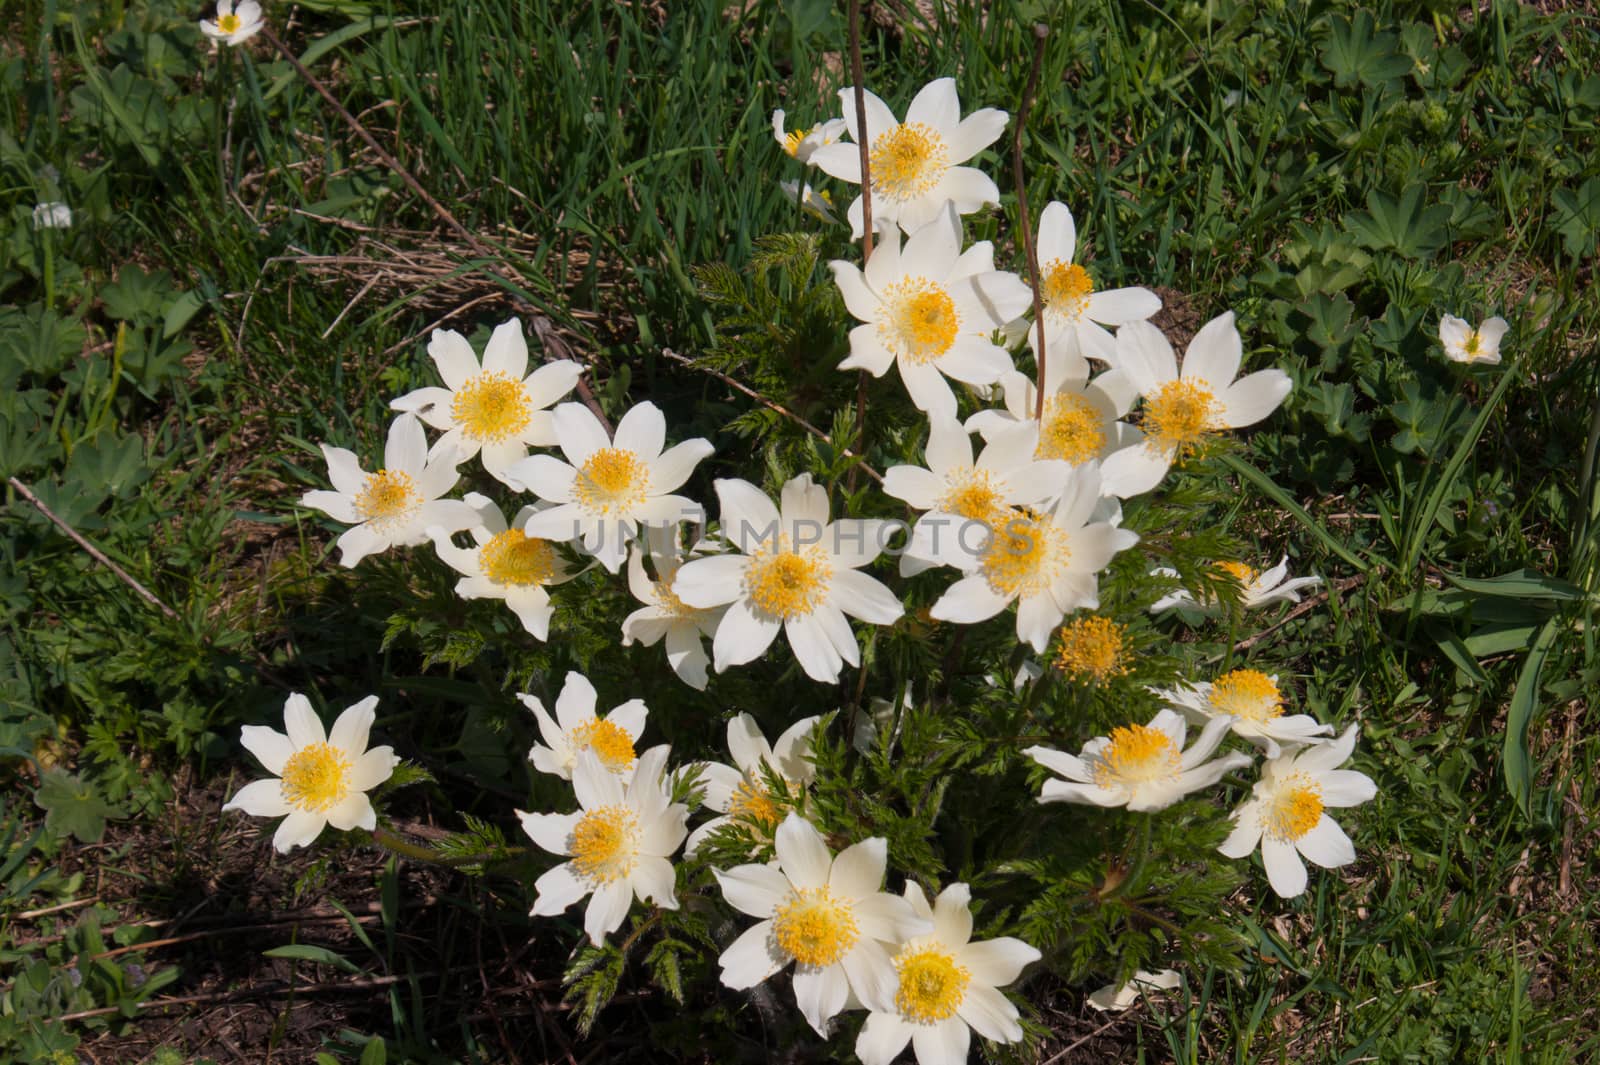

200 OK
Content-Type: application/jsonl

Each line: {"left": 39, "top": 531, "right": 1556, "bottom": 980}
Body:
{"left": 479, "top": 529, "right": 559, "bottom": 586}
{"left": 783, "top": 127, "right": 810, "bottom": 156}
{"left": 772, "top": 887, "right": 859, "bottom": 967}
{"left": 744, "top": 543, "right": 832, "bottom": 620}
{"left": 879, "top": 278, "right": 960, "bottom": 364}
{"left": 1143, "top": 378, "right": 1219, "bottom": 459}
{"left": 1054, "top": 615, "right": 1129, "bottom": 683}
{"left": 279, "top": 742, "right": 352, "bottom": 813}
{"left": 1038, "top": 393, "right": 1106, "bottom": 465}
{"left": 1464, "top": 332, "right": 1481, "bottom": 355}
{"left": 354, "top": 469, "right": 419, "bottom": 526}
{"left": 450, "top": 371, "right": 533, "bottom": 443}
{"left": 938, "top": 468, "right": 1005, "bottom": 525}
{"left": 1092, "top": 724, "right": 1181, "bottom": 789}
{"left": 979, "top": 508, "right": 1070, "bottom": 599}
{"left": 1040, "top": 259, "right": 1094, "bottom": 321}
{"left": 869, "top": 122, "right": 949, "bottom": 200}
{"left": 574, "top": 447, "right": 649, "bottom": 515}
{"left": 218, "top": 13, "right": 241, "bottom": 32}
{"left": 893, "top": 943, "right": 971, "bottom": 1023}
{"left": 570, "top": 718, "right": 637, "bottom": 774}
{"left": 1215, "top": 560, "right": 1259, "bottom": 587}
{"left": 1265, "top": 774, "right": 1324, "bottom": 841}
{"left": 570, "top": 805, "right": 640, "bottom": 884}
{"left": 1208, "top": 669, "right": 1283, "bottom": 724}
{"left": 728, "top": 778, "right": 782, "bottom": 827}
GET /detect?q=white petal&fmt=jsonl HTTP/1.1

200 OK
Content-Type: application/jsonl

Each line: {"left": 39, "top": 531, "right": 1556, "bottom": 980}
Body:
{"left": 1180, "top": 310, "right": 1241, "bottom": 388}
{"left": 855, "top": 1012, "right": 912, "bottom": 1065}
{"left": 222, "top": 778, "right": 292, "bottom": 818}
{"left": 583, "top": 879, "right": 633, "bottom": 946}
{"left": 774, "top": 812, "right": 831, "bottom": 889}
{"left": 948, "top": 106, "right": 1008, "bottom": 162}
{"left": 1318, "top": 770, "right": 1377, "bottom": 807}
{"left": 272, "top": 809, "right": 326, "bottom": 853}
{"left": 613, "top": 401, "right": 667, "bottom": 460}
{"left": 715, "top": 863, "right": 790, "bottom": 918}
{"left": 1261, "top": 835, "right": 1308, "bottom": 897}
{"left": 239, "top": 726, "right": 293, "bottom": 776}
{"left": 1086, "top": 286, "right": 1161, "bottom": 326}
{"left": 832, "top": 260, "right": 881, "bottom": 322}
{"left": 532, "top": 863, "right": 589, "bottom": 915}
{"left": 650, "top": 439, "right": 713, "bottom": 493}
{"left": 552, "top": 403, "right": 611, "bottom": 466}
{"left": 1220, "top": 370, "right": 1292, "bottom": 428}
{"left": 282, "top": 693, "right": 326, "bottom": 748}
{"left": 384, "top": 412, "right": 428, "bottom": 474}
{"left": 348, "top": 746, "right": 398, "bottom": 791}
{"left": 930, "top": 575, "right": 1010, "bottom": 622}
{"left": 672, "top": 554, "right": 749, "bottom": 608}
{"left": 830, "top": 568, "right": 903, "bottom": 623}
{"left": 912, "top": 1018, "right": 973, "bottom": 1065}
{"left": 328, "top": 695, "right": 378, "bottom": 756}
{"left": 898, "top": 355, "right": 959, "bottom": 419}
{"left": 957, "top": 980, "right": 1022, "bottom": 1043}
{"left": 787, "top": 612, "right": 843, "bottom": 683}
{"left": 554, "top": 672, "right": 599, "bottom": 730}
{"left": 959, "top": 936, "right": 1039, "bottom": 988}
{"left": 300, "top": 490, "right": 361, "bottom": 523}
{"left": 482, "top": 318, "right": 529, "bottom": 379}
{"left": 793, "top": 965, "right": 850, "bottom": 1037}
{"left": 1295, "top": 815, "right": 1356, "bottom": 870}
{"left": 828, "top": 837, "right": 887, "bottom": 899}
{"left": 718, "top": 920, "right": 786, "bottom": 989}
{"left": 519, "top": 810, "right": 580, "bottom": 855}
{"left": 1115, "top": 321, "right": 1178, "bottom": 397}
{"left": 428, "top": 329, "right": 480, "bottom": 390}
{"left": 715, "top": 478, "right": 781, "bottom": 553}
{"left": 630, "top": 856, "right": 678, "bottom": 908}
{"left": 324, "top": 793, "right": 377, "bottom": 832}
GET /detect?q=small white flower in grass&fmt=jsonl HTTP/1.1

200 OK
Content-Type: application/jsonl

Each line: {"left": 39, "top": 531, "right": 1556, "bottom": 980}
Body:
{"left": 621, "top": 525, "right": 726, "bottom": 691}
{"left": 714, "top": 812, "right": 930, "bottom": 1036}
{"left": 1021, "top": 201, "right": 1162, "bottom": 368}
{"left": 505, "top": 401, "right": 712, "bottom": 574}
{"left": 1025, "top": 709, "right": 1251, "bottom": 812}
{"left": 223, "top": 694, "right": 398, "bottom": 853}
{"left": 929, "top": 463, "right": 1139, "bottom": 652}
{"left": 772, "top": 109, "right": 848, "bottom": 164}
{"left": 522, "top": 671, "right": 647, "bottom": 781}
{"left": 673, "top": 474, "right": 904, "bottom": 684}
{"left": 427, "top": 493, "right": 573, "bottom": 640}
{"left": 811, "top": 78, "right": 1008, "bottom": 238}
{"left": 31, "top": 202, "right": 72, "bottom": 230}
{"left": 200, "top": 0, "right": 263, "bottom": 45}
{"left": 1439, "top": 314, "right": 1508, "bottom": 365}
{"left": 390, "top": 320, "right": 582, "bottom": 485}
{"left": 1154, "top": 669, "right": 1333, "bottom": 758}
{"left": 519, "top": 746, "right": 688, "bottom": 947}
{"left": 1102, "top": 313, "right": 1292, "bottom": 497}
{"left": 855, "top": 881, "right": 1039, "bottom": 1065}
{"left": 883, "top": 418, "right": 1069, "bottom": 576}
{"left": 831, "top": 204, "right": 1032, "bottom": 419}
{"left": 685, "top": 713, "right": 819, "bottom": 855}
{"left": 1086, "top": 968, "right": 1181, "bottom": 1012}
{"left": 780, "top": 179, "right": 841, "bottom": 225}
{"left": 1219, "top": 725, "right": 1375, "bottom": 898}
{"left": 299, "top": 412, "right": 479, "bottom": 567}
{"left": 1148, "top": 557, "right": 1322, "bottom": 615}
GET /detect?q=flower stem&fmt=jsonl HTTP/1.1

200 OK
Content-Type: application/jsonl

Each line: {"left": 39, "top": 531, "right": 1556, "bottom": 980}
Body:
{"left": 372, "top": 826, "right": 519, "bottom": 869}
{"left": 1012, "top": 24, "right": 1051, "bottom": 422}
{"left": 847, "top": 0, "right": 874, "bottom": 491}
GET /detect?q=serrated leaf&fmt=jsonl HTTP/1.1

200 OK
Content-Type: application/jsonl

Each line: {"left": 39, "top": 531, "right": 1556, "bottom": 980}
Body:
{"left": 1344, "top": 185, "right": 1452, "bottom": 259}
{"left": 1321, "top": 11, "right": 1412, "bottom": 89}
{"left": 34, "top": 769, "right": 123, "bottom": 843}
{"left": 1551, "top": 178, "right": 1600, "bottom": 259}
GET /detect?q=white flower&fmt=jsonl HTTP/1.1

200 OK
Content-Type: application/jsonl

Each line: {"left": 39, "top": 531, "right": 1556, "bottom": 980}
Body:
{"left": 1149, "top": 557, "right": 1322, "bottom": 615}
{"left": 223, "top": 693, "right": 398, "bottom": 853}
{"left": 1220, "top": 725, "right": 1374, "bottom": 897}
{"left": 929, "top": 463, "right": 1139, "bottom": 652}
{"left": 31, "top": 202, "right": 72, "bottom": 230}
{"left": 299, "top": 412, "right": 478, "bottom": 567}
{"left": 621, "top": 525, "right": 726, "bottom": 690}
{"left": 811, "top": 78, "right": 1008, "bottom": 238}
{"left": 1102, "top": 313, "right": 1292, "bottom": 497}
{"left": 199, "top": 0, "right": 263, "bottom": 45}
{"left": 855, "top": 882, "right": 1039, "bottom": 1065}
{"left": 1025, "top": 709, "right": 1252, "bottom": 812}
{"left": 1021, "top": 201, "right": 1162, "bottom": 367}
{"left": 427, "top": 493, "right": 574, "bottom": 640}
{"left": 390, "top": 320, "right": 583, "bottom": 484}
{"left": 772, "top": 109, "right": 848, "bottom": 164}
{"left": 673, "top": 474, "right": 903, "bottom": 684}
{"left": 522, "top": 671, "right": 648, "bottom": 781}
{"left": 685, "top": 714, "right": 819, "bottom": 855}
{"left": 1154, "top": 669, "right": 1333, "bottom": 759}
{"left": 831, "top": 204, "right": 1032, "bottom": 419}
{"left": 519, "top": 746, "right": 688, "bottom": 947}
{"left": 1086, "top": 969, "right": 1181, "bottom": 1012}
{"left": 505, "top": 401, "right": 712, "bottom": 573}
{"left": 882, "top": 418, "right": 1068, "bottom": 576}
{"left": 714, "top": 812, "right": 929, "bottom": 1036}
{"left": 1439, "top": 314, "right": 1508, "bottom": 365}
{"left": 780, "top": 179, "right": 841, "bottom": 225}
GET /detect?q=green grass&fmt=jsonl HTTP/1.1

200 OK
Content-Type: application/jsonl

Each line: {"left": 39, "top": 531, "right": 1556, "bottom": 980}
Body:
{"left": 3, "top": 0, "right": 1599, "bottom": 1061}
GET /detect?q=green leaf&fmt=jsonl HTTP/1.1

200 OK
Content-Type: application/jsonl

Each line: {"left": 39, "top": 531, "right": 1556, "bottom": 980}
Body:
{"left": 1321, "top": 11, "right": 1412, "bottom": 89}
{"left": 161, "top": 291, "right": 205, "bottom": 339}
{"left": 264, "top": 18, "right": 402, "bottom": 101}
{"left": 34, "top": 769, "right": 123, "bottom": 843}
{"left": 358, "top": 1036, "right": 387, "bottom": 1065}
{"left": 1344, "top": 185, "right": 1452, "bottom": 259}
{"left": 101, "top": 266, "right": 175, "bottom": 323}
{"left": 0, "top": 304, "right": 86, "bottom": 380}
{"left": 263, "top": 944, "right": 362, "bottom": 974}
{"left": 64, "top": 432, "right": 151, "bottom": 499}
{"left": 1551, "top": 177, "right": 1600, "bottom": 259}
{"left": 1504, "top": 617, "right": 1562, "bottom": 817}
{"left": 1440, "top": 569, "right": 1585, "bottom": 603}
{"left": 1220, "top": 455, "right": 1376, "bottom": 573}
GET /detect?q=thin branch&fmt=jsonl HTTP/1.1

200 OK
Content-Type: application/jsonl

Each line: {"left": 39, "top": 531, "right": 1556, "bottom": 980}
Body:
{"left": 8, "top": 477, "right": 178, "bottom": 619}
{"left": 1012, "top": 24, "right": 1051, "bottom": 422}
{"left": 847, "top": 0, "right": 875, "bottom": 492}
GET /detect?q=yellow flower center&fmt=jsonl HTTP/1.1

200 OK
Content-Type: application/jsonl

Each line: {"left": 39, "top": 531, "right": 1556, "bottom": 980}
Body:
{"left": 354, "top": 469, "right": 420, "bottom": 526}
{"left": 1215, "top": 560, "right": 1259, "bottom": 586}
{"left": 218, "top": 13, "right": 241, "bottom": 32}
{"left": 979, "top": 508, "right": 1069, "bottom": 599}
{"left": 1464, "top": 332, "right": 1481, "bottom": 355}
{"left": 279, "top": 742, "right": 352, "bottom": 813}
{"left": 570, "top": 804, "right": 640, "bottom": 884}
{"left": 1092, "top": 724, "right": 1182, "bottom": 790}
{"left": 772, "top": 886, "right": 860, "bottom": 967}
{"left": 450, "top": 371, "right": 532, "bottom": 443}
{"left": 1040, "top": 260, "right": 1094, "bottom": 321}
{"left": 1038, "top": 393, "right": 1106, "bottom": 465}
{"left": 1265, "top": 774, "right": 1324, "bottom": 842}
{"left": 651, "top": 580, "right": 701, "bottom": 619}
{"left": 1054, "top": 615, "right": 1129, "bottom": 683}
{"left": 744, "top": 543, "right": 832, "bottom": 620}
{"left": 869, "top": 122, "right": 949, "bottom": 200}
{"left": 570, "top": 717, "right": 637, "bottom": 773}
{"left": 893, "top": 943, "right": 971, "bottom": 1023}
{"left": 479, "top": 529, "right": 559, "bottom": 586}
{"left": 938, "top": 468, "right": 1006, "bottom": 524}
{"left": 783, "top": 127, "right": 810, "bottom": 156}
{"left": 1143, "top": 378, "right": 1219, "bottom": 459}
{"left": 574, "top": 447, "right": 650, "bottom": 515}
{"left": 728, "top": 778, "right": 782, "bottom": 827}
{"left": 878, "top": 278, "right": 960, "bottom": 364}
{"left": 1208, "top": 669, "right": 1284, "bottom": 724}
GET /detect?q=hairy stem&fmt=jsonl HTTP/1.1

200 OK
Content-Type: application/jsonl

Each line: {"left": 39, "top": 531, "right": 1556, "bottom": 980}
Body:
{"left": 1012, "top": 25, "right": 1051, "bottom": 422}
